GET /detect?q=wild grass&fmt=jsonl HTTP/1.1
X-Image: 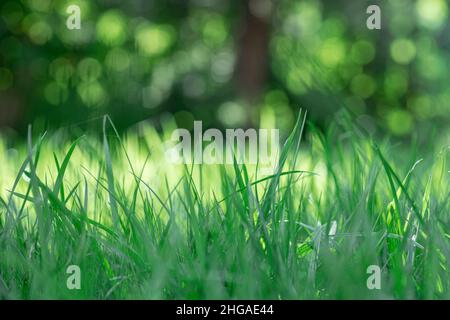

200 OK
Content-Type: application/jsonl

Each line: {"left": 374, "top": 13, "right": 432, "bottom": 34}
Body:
{"left": 0, "top": 110, "right": 449, "bottom": 299}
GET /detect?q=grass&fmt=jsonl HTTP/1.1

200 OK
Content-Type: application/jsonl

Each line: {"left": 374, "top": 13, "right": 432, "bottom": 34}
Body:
{"left": 0, "top": 110, "right": 449, "bottom": 299}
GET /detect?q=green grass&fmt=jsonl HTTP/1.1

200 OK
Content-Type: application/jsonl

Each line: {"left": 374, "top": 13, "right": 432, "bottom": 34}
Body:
{"left": 0, "top": 110, "right": 449, "bottom": 299}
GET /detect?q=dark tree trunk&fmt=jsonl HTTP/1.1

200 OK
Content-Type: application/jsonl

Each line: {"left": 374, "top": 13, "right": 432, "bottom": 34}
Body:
{"left": 234, "top": 0, "right": 272, "bottom": 120}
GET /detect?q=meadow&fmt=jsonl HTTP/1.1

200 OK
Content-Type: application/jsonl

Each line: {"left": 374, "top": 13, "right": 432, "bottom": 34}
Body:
{"left": 0, "top": 110, "right": 448, "bottom": 299}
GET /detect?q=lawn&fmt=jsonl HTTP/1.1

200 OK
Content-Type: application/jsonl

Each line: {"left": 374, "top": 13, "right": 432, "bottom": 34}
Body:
{"left": 0, "top": 110, "right": 449, "bottom": 299}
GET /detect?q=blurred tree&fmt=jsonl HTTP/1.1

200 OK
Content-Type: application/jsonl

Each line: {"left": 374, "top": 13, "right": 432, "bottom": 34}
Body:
{"left": 0, "top": 0, "right": 449, "bottom": 138}
{"left": 235, "top": 0, "right": 270, "bottom": 104}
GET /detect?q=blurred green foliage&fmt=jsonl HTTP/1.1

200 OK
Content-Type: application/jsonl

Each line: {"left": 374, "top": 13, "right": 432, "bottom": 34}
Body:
{"left": 0, "top": 0, "right": 449, "bottom": 137}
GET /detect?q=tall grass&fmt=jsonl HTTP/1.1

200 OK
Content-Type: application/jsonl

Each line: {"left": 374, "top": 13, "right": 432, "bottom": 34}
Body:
{"left": 0, "top": 110, "right": 449, "bottom": 299}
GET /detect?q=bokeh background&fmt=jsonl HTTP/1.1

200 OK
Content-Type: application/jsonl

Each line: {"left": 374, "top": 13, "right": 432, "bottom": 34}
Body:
{"left": 0, "top": 0, "right": 448, "bottom": 138}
